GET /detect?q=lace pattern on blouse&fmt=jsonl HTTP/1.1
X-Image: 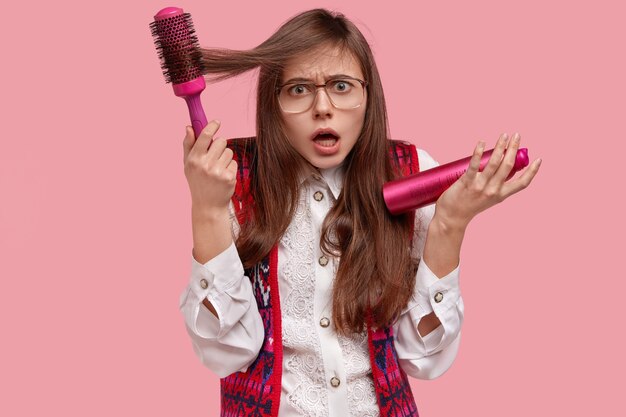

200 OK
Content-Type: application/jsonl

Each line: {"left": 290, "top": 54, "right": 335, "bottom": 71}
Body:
{"left": 279, "top": 181, "right": 382, "bottom": 417}
{"left": 281, "top": 187, "right": 330, "bottom": 416}
{"left": 338, "top": 331, "right": 379, "bottom": 416}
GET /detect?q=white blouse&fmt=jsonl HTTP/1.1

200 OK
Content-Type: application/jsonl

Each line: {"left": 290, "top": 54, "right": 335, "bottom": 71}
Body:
{"left": 179, "top": 148, "right": 464, "bottom": 417}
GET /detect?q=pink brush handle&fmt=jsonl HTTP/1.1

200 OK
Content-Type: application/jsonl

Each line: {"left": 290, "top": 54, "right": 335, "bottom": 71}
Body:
{"left": 184, "top": 94, "right": 208, "bottom": 138}
{"left": 173, "top": 76, "right": 208, "bottom": 138}
{"left": 383, "top": 148, "right": 529, "bottom": 214}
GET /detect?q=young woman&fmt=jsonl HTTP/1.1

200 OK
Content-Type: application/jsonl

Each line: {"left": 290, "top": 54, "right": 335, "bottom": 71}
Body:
{"left": 179, "top": 8, "right": 541, "bottom": 417}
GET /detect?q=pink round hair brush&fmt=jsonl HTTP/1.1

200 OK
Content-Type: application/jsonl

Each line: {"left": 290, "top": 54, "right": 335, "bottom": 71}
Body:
{"left": 149, "top": 7, "right": 208, "bottom": 138}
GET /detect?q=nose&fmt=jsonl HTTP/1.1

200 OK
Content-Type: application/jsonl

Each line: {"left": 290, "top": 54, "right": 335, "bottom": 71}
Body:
{"left": 312, "top": 88, "right": 333, "bottom": 119}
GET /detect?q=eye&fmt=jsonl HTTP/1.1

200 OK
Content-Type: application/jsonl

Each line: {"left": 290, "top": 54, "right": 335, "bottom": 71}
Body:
{"left": 329, "top": 79, "right": 355, "bottom": 93}
{"left": 287, "top": 84, "right": 313, "bottom": 96}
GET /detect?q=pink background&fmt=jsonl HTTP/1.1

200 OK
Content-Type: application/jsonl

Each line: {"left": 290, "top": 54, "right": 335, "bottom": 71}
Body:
{"left": 1, "top": 0, "right": 623, "bottom": 415}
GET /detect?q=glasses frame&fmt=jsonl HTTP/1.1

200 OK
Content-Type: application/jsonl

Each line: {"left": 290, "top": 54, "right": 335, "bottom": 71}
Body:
{"left": 276, "top": 77, "right": 368, "bottom": 114}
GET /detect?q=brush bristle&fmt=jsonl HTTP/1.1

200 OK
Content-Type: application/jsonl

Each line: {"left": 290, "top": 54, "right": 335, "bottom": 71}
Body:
{"left": 149, "top": 12, "right": 208, "bottom": 85}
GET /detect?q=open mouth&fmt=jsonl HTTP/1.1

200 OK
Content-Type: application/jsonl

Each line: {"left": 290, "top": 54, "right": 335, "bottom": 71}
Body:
{"left": 313, "top": 133, "right": 339, "bottom": 147}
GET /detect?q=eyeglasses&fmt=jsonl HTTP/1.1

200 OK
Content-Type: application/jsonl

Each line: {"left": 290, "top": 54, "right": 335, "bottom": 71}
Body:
{"left": 277, "top": 77, "right": 367, "bottom": 113}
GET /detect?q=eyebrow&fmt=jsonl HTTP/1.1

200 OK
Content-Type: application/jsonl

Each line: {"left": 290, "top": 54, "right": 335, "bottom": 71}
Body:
{"left": 282, "top": 74, "right": 357, "bottom": 84}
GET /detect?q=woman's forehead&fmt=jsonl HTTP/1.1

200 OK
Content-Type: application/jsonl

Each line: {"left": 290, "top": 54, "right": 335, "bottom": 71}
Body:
{"left": 282, "top": 46, "right": 363, "bottom": 81}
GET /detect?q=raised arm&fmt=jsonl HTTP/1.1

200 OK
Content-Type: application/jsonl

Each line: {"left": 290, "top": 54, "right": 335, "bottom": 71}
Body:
{"left": 179, "top": 121, "right": 264, "bottom": 377}
{"left": 395, "top": 134, "right": 541, "bottom": 379}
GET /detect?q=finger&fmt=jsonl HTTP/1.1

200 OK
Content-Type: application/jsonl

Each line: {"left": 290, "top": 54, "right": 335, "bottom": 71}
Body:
{"left": 500, "top": 157, "right": 542, "bottom": 198}
{"left": 491, "top": 132, "right": 521, "bottom": 184}
{"left": 216, "top": 146, "right": 234, "bottom": 170}
{"left": 464, "top": 141, "right": 486, "bottom": 181}
{"left": 226, "top": 159, "right": 238, "bottom": 182}
{"left": 190, "top": 120, "right": 221, "bottom": 157}
{"left": 226, "top": 159, "right": 238, "bottom": 175}
{"left": 205, "top": 136, "right": 228, "bottom": 163}
{"left": 182, "top": 126, "right": 195, "bottom": 163}
{"left": 481, "top": 133, "right": 509, "bottom": 179}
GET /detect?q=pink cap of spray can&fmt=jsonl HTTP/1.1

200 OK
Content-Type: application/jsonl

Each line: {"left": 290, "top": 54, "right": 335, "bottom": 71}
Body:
{"left": 383, "top": 148, "right": 529, "bottom": 215}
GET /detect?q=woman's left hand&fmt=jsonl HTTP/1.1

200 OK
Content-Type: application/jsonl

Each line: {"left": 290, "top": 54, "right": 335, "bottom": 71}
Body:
{"left": 434, "top": 132, "right": 542, "bottom": 230}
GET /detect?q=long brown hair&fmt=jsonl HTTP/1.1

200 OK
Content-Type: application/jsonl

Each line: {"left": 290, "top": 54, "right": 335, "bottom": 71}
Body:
{"left": 200, "top": 9, "right": 420, "bottom": 335}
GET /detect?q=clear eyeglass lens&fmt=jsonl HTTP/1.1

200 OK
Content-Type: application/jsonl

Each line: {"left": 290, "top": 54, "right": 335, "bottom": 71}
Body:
{"left": 279, "top": 79, "right": 364, "bottom": 112}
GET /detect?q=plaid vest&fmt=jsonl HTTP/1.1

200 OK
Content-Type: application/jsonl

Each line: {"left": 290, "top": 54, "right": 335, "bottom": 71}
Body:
{"left": 220, "top": 138, "right": 420, "bottom": 417}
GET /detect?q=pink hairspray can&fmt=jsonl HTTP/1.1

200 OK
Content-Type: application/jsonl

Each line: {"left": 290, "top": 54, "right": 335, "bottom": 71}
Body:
{"left": 383, "top": 148, "right": 529, "bottom": 214}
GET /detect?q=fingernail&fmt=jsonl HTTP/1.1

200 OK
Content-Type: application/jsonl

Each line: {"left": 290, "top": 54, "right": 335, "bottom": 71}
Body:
{"left": 537, "top": 158, "right": 542, "bottom": 166}
{"left": 514, "top": 132, "right": 521, "bottom": 141}
{"left": 502, "top": 133, "right": 509, "bottom": 141}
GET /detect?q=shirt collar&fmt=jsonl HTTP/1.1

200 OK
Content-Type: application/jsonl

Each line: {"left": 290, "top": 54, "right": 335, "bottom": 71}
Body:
{"left": 319, "top": 164, "right": 344, "bottom": 199}
{"left": 299, "top": 163, "right": 345, "bottom": 200}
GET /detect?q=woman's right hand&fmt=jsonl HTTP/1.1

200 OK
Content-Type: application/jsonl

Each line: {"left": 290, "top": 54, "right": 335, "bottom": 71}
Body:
{"left": 182, "top": 120, "right": 237, "bottom": 215}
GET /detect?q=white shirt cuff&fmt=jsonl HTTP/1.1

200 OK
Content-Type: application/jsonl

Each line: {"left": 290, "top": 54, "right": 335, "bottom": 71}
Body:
{"left": 182, "top": 242, "right": 246, "bottom": 339}
{"left": 405, "top": 258, "right": 462, "bottom": 353}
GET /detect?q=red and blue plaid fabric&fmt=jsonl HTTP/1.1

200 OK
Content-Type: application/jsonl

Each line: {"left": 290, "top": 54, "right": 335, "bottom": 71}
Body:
{"left": 220, "top": 138, "right": 420, "bottom": 417}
